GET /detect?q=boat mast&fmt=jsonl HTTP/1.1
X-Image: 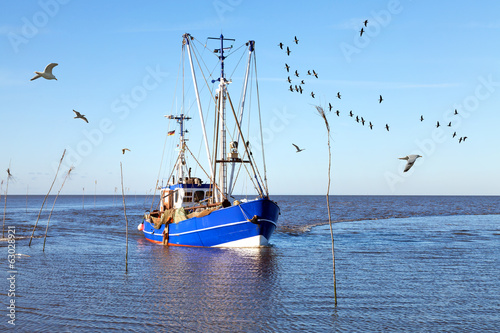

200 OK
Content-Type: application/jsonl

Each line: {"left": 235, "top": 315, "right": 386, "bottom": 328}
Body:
{"left": 210, "top": 34, "right": 234, "bottom": 201}
{"left": 165, "top": 114, "right": 191, "bottom": 183}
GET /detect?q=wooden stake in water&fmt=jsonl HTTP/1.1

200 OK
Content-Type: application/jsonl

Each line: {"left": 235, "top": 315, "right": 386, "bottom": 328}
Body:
{"left": 315, "top": 105, "right": 337, "bottom": 306}
{"left": 26, "top": 184, "right": 29, "bottom": 214}
{"left": 43, "top": 167, "right": 73, "bottom": 251}
{"left": 0, "top": 180, "right": 3, "bottom": 221}
{"left": 120, "top": 162, "right": 129, "bottom": 272}
{"left": 2, "top": 164, "right": 13, "bottom": 238}
{"left": 29, "top": 150, "right": 66, "bottom": 246}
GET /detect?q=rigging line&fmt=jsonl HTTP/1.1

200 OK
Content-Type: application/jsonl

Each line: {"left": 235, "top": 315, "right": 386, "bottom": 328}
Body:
{"left": 230, "top": 46, "right": 250, "bottom": 139}
{"left": 253, "top": 50, "right": 269, "bottom": 196}
{"left": 191, "top": 42, "right": 218, "bottom": 105}
{"left": 230, "top": 70, "right": 252, "bottom": 196}
{"left": 167, "top": 154, "right": 181, "bottom": 186}
{"left": 149, "top": 46, "right": 184, "bottom": 212}
{"left": 227, "top": 67, "right": 266, "bottom": 195}
{"left": 192, "top": 36, "right": 220, "bottom": 59}
{"left": 228, "top": 43, "right": 247, "bottom": 79}
{"left": 184, "top": 144, "right": 224, "bottom": 198}
{"left": 224, "top": 42, "right": 247, "bottom": 59}
{"left": 230, "top": 60, "right": 252, "bottom": 195}
{"left": 230, "top": 141, "right": 252, "bottom": 195}
{"left": 226, "top": 92, "right": 262, "bottom": 196}
{"left": 149, "top": 121, "right": 174, "bottom": 213}
{"left": 192, "top": 39, "right": 222, "bottom": 78}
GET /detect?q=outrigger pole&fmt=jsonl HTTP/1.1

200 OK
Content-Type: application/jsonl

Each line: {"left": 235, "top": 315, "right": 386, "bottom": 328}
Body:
{"left": 183, "top": 33, "right": 215, "bottom": 192}
{"left": 228, "top": 40, "right": 254, "bottom": 196}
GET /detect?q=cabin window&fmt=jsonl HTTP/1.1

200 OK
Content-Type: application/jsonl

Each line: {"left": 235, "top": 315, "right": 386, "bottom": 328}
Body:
{"left": 184, "top": 191, "right": 192, "bottom": 197}
{"left": 183, "top": 197, "right": 193, "bottom": 203}
{"left": 174, "top": 191, "right": 179, "bottom": 203}
{"left": 193, "top": 190, "right": 204, "bottom": 202}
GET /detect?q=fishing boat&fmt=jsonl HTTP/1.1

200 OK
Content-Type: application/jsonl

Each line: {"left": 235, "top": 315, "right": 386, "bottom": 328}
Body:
{"left": 139, "top": 33, "right": 280, "bottom": 247}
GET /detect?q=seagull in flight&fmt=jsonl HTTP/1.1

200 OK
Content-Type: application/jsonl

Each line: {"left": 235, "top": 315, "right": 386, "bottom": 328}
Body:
{"left": 385, "top": 124, "right": 390, "bottom": 131}
{"left": 379, "top": 95, "right": 383, "bottom": 103}
{"left": 336, "top": 110, "right": 340, "bottom": 116}
{"left": 285, "top": 63, "right": 290, "bottom": 72}
{"left": 454, "top": 109, "right": 458, "bottom": 115}
{"left": 337, "top": 92, "right": 341, "bottom": 99}
{"left": 420, "top": 115, "right": 424, "bottom": 122}
{"left": 313, "top": 70, "right": 318, "bottom": 78}
{"left": 294, "top": 36, "right": 299, "bottom": 44}
{"left": 278, "top": 42, "right": 284, "bottom": 49}
{"left": 363, "top": 20, "right": 368, "bottom": 26}
{"left": 436, "top": 121, "right": 440, "bottom": 128}
{"left": 122, "top": 148, "right": 131, "bottom": 154}
{"left": 31, "top": 63, "right": 58, "bottom": 81}
{"left": 360, "top": 28, "right": 364, "bottom": 36}
{"left": 399, "top": 154, "right": 422, "bottom": 172}
{"left": 286, "top": 46, "right": 291, "bottom": 56}
{"left": 292, "top": 143, "right": 305, "bottom": 153}
{"left": 73, "top": 110, "right": 88, "bottom": 123}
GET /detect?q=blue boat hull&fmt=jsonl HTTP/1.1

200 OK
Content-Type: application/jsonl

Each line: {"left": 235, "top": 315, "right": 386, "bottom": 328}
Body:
{"left": 142, "top": 198, "right": 279, "bottom": 247}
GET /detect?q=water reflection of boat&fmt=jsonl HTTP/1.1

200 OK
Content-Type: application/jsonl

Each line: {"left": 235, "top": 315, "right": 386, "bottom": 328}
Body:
{"left": 139, "top": 33, "right": 280, "bottom": 247}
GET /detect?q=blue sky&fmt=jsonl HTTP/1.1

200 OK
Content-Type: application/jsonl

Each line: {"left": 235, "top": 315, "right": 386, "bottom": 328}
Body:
{"left": 1, "top": 0, "right": 500, "bottom": 195}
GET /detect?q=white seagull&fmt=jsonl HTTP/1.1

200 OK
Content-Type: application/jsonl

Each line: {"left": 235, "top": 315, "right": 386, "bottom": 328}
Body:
{"left": 399, "top": 154, "right": 422, "bottom": 172}
{"left": 31, "top": 63, "right": 58, "bottom": 81}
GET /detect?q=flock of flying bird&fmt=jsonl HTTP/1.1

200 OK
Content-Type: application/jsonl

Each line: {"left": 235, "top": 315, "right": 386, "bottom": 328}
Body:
{"left": 30, "top": 63, "right": 131, "bottom": 155}
{"left": 285, "top": 25, "right": 469, "bottom": 173}
{"left": 30, "top": 29, "right": 470, "bottom": 175}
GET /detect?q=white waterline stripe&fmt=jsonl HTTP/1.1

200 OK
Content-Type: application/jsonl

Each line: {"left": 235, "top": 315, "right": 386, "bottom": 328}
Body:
{"left": 170, "top": 218, "right": 277, "bottom": 237}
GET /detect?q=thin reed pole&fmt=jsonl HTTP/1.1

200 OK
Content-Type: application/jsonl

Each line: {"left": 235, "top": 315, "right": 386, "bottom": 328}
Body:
{"left": 2, "top": 165, "right": 12, "bottom": 238}
{"left": 120, "top": 162, "right": 129, "bottom": 272}
{"left": 315, "top": 106, "right": 337, "bottom": 306}
{"left": 43, "top": 167, "right": 73, "bottom": 251}
{"left": 29, "top": 150, "right": 66, "bottom": 246}
{"left": 26, "top": 185, "right": 29, "bottom": 214}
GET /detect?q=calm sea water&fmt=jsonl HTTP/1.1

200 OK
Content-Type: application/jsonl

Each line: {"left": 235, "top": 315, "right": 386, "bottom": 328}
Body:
{"left": 1, "top": 195, "right": 499, "bottom": 332}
